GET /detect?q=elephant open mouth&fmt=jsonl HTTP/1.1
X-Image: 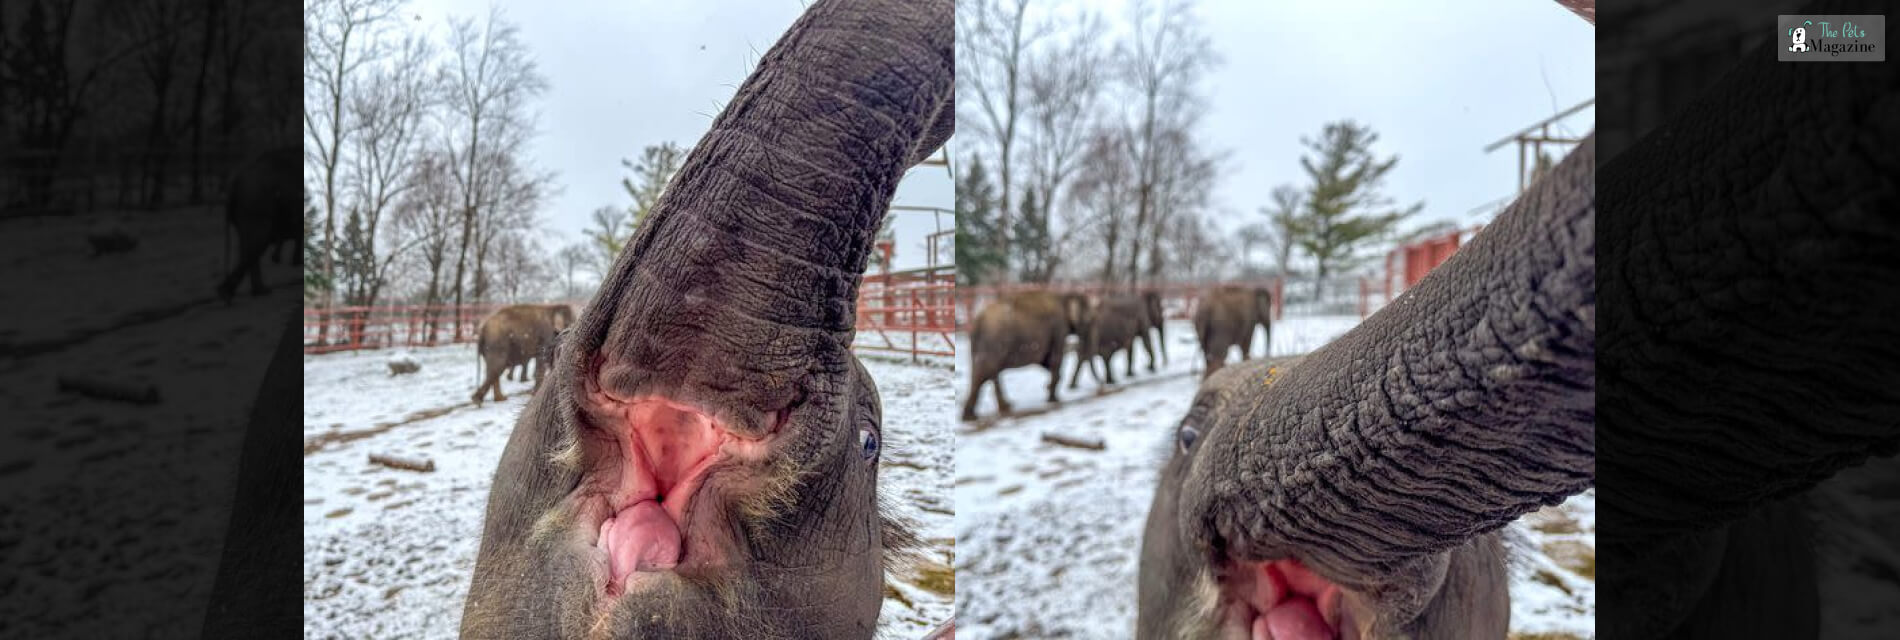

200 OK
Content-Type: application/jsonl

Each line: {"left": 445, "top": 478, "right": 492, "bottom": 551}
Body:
{"left": 1220, "top": 558, "right": 1357, "bottom": 640}
{"left": 574, "top": 386, "right": 781, "bottom": 598}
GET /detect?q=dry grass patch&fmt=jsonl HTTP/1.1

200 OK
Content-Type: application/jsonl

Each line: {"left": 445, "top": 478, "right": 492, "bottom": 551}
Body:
{"left": 1541, "top": 539, "right": 1596, "bottom": 581}
{"left": 1524, "top": 505, "right": 1582, "bottom": 535}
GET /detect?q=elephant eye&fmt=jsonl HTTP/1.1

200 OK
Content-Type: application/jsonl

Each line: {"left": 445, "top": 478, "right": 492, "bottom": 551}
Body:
{"left": 1177, "top": 424, "right": 1200, "bottom": 452}
{"left": 859, "top": 427, "right": 880, "bottom": 461}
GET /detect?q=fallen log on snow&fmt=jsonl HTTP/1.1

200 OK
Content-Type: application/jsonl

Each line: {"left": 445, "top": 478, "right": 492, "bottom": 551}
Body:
{"left": 368, "top": 453, "right": 435, "bottom": 472}
{"left": 56, "top": 375, "right": 160, "bottom": 405}
{"left": 1040, "top": 432, "right": 1105, "bottom": 451}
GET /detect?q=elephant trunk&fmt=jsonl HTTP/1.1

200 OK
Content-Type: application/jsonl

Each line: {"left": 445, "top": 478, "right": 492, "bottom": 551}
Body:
{"left": 1179, "top": 136, "right": 1596, "bottom": 588}
{"left": 566, "top": 0, "right": 952, "bottom": 429}
{"left": 1596, "top": 0, "right": 1900, "bottom": 540}
{"left": 1156, "top": 320, "right": 1167, "bottom": 365}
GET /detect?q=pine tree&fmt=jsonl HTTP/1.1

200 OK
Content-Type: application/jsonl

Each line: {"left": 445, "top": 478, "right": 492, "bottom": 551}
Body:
{"left": 303, "top": 189, "right": 332, "bottom": 300}
{"left": 955, "top": 156, "right": 1008, "bottom": 286}
{"left": 623, "top": 142, "right": 689, "bottom": 233}
{"left": 1013, "top": 188, "right": 1054, "bottom": 283}
{"left": 583, "top": 206, "right": 629, "bottom": 278}
{"left": 1290, "top": 120, "right": 1423, "bottom": 297}
{"left": 337, "top": 207, "right": 376, "bottom": 305}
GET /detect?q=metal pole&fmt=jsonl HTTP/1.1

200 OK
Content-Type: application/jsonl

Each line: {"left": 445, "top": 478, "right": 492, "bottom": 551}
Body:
{"left": 1517, "top": 139, "right": 1526, "bottom": 194}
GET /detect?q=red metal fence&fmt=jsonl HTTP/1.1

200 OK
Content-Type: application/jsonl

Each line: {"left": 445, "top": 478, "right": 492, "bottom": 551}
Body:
{"left": 303, "top": 280, "right": 962, "bottom": 361}
{"left": 301, "top": 302, "right": 543, "bottom": 355}
{"left": 854, "top": 281, "right": 957, "bottom": 360}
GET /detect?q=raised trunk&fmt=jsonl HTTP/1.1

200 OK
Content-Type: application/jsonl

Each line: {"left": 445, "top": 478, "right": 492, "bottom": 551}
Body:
{"left": 569, "top": 0, "right": 953, "bottom": 427}
{"left": 1181, "top": 135, "right": 1596, "bottom": 587}
{"left": 1597, "top": 0, "right": 1900, "bottom": 539}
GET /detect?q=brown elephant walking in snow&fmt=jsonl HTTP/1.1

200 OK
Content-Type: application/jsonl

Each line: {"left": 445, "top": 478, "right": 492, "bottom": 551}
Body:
{"left": 469, "top": 304, "right": 571, "bottom": 405}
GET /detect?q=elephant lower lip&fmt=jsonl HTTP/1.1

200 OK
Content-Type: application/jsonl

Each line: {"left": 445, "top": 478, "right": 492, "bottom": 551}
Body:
{"left": 582, "top": 396, "right": 772, "bottom": 597}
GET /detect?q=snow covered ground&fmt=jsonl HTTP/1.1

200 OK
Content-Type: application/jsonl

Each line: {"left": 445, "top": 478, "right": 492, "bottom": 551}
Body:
{"left": 0, "top": 207, "right": 297, "bottom": 637}
{"left": 953, "top": 316, "right": 1598, "bottom": 639}
{"left": 302, "top": 343, "right": 955, "bottom": 638}
{"left": 1814, "top": 459, "right": 1900, "bottom": 639}
{"left": 0, "top": 205, "right": 246, "bottom": 352}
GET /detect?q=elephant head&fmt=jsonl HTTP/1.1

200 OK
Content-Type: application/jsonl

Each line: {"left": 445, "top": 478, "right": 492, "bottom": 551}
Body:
{"left": 459, "top": 1, "right": 952, "bottom": 638}
{"left": 1139, "top": 129, "right": 1595, "bottom": 637}
{"left": 1062, "top": 293, "right": 1093, "bottom": 341}
{"left": 544, "top": 304, "right": 575, "bottom": 332}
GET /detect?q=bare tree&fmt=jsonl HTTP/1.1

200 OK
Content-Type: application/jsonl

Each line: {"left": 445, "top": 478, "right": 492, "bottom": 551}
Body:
{"left": 555, "top": 243, "right": 590, "bottom": 299}
{"left": 439, "top": 4, "right": 548, "bottom": 334}
{"left": 2, "top": 0, "right": 162, "bottom": 212}
{"left": 115, "top": 0, "right": 195, "bottom": 207}
{"left": 341, "top": 33, "right": 436, "bottom": 312}
{"left": 469, "top": 146, "right": 551, "bottom": 303}
{"left": 1016, "top": 9, "right": 1105, "bottom": 283}
{"left": 304, "top": 0, "right": 401, "bottom": 314}
{"left": 1117, "top": 0, "right": 1218, "bottom": 285}
{"left": 490, "top": 231, "right": 551, "bottom": 303}
{"left": 1236, "top": 222, "right": 1269, "bottom": 275}
{"left": 1165, "top": 210, "right": 1229, "bottom": 282}
{"left": 1067, "top": 127, "right": 1137, "bottom": 284}
{"left": 390, "top": 150, "right": 460, "bottom": 342}
{"left": 1140, "top": 123, "right": 1219, "bottom": 282}
{"left": 957, "top": 0, "right": 1051, "bottom": 275}
{"left": 1259, "top": 184, "right": 1302, "bottom": 277}
{"left": 582, "top": 205, "right": 629, "bottom": 279}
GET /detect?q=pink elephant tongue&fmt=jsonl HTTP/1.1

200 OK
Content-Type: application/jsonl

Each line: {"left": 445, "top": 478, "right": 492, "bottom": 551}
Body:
{"left": 599, "top": 500, "right": 681, "bottom": 590}
{"left": 1255, "top": 598, "right": 1333, "bottom": 640}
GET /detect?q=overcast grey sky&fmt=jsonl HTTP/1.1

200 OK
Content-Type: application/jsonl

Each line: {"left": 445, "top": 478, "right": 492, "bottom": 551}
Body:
{"left": 1192, "top": 0, "right": 1594, "bottom": 232}
{"left": 402, "top": 0, "right": 955, "bottom": 272}
{"left": 958, "top": 0, "right": 1594, "bottom": 246}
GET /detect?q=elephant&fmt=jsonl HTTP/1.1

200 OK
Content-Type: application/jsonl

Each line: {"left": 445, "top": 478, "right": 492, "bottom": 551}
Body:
{"left": 961, "top": 291, "right": 1098, "bottom": 421}
{"left": 469, "top": 304, "right": 568, "bottom": 405}
{"left": 505, "top": 304, "right": 575, "bottom": 382}
{"left": 1190, "top": 285, "right": 1272, "bottom": 379}
{"left": 1589, "top": 0, "right": 1900, "bottom": 636}
{"left": 199, "top": 310, "right": 301, "bottom": 637}
{"left": 1138, "top": 108, "right": 1595, "bottom": 637}
{"left": 458, "top": 1, "right": 953, "bottom": 638}
{"left": 216, "top": 145, "right": 301, "bottom": 301}
{"left": 1073, "top": 294, "right": 1157, "bottom": 387}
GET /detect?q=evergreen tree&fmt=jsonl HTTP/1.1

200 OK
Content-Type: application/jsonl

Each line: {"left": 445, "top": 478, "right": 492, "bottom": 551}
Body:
{"left": 1290, "top": 120, "right": 1423, "bottom": 297}
{"left": 303, "top": 189, "right": 332, "bottom": 300}
{"left": 622, "top": 142, "right": 689, "bottom": 233}
{"left": 1013, "top": 188, "right": 1055, "bottom": 283}
{"left": 583, "top": 206, "right": 629, "bottom": 278}
{"left": 955, "top": 156, "right": 1008, "bottom": 286}
{"left": 337, "top": 207, "right": 376, "bottom": 305}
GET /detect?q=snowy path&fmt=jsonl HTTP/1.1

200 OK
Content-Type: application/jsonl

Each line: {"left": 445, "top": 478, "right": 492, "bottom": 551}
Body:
{"left": 953, "top": 316, "right": 1597, "bottom": 639}
{"left": 0, "top": 208, "right": 297, "bottom": 637}
{"left": 301, "top": 344, "right": 955, "bottom": 639}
